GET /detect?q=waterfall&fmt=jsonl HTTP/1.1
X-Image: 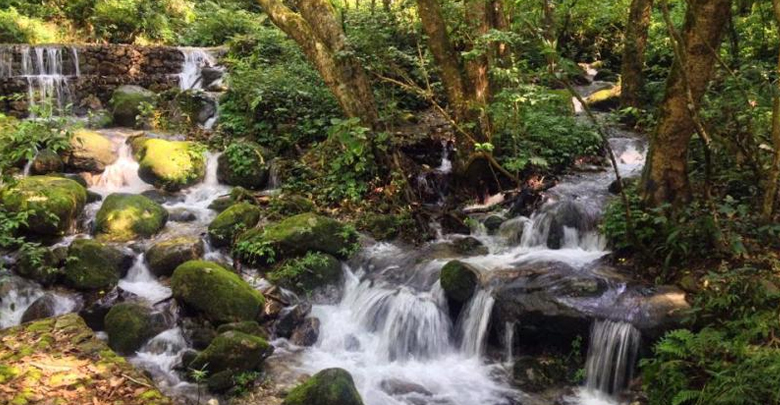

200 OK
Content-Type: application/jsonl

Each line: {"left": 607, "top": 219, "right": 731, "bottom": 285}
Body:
{"left": 504, "top": 322, "right": 515, "bottom": 363}
{"left": 90, "top": 140, "right": 150, "bottom": 195}
{"left": 178, "top": 48, "right": 215, "bottom": 91}
{"left": 118, "top": 255, "right": 172, "bottom": 304}
{"left": 456, "top": 289, "right": 495, "bottom": 357}
{"left": 584, "top": 319, "right": 641, "bottom": 396}
{"left": 0, "top": 45, "right": 81, "bottom": 114}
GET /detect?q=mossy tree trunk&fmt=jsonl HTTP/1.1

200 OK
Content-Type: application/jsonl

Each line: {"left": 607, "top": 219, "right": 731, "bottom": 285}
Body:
{"left": 255, "top": 0, "right": 380, "bottom": 129}
{"left": 762, "top": 0, "right": 780, "bottom": 222}
{"left": 641, "top": 0, "right": 732, "bottom": 206}
{"left": 620, "top": 0, "right": 654, "bottom": 109}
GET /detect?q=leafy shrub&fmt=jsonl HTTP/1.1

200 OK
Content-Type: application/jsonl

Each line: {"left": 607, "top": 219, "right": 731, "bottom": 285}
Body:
{"left": 181, "top": 1, "right": 264, "bottom": 46}
{"left": 0, "top": 7, "right": 59, "bottom": 43}
{"left": 91, "top": 0, "right": 194, "bottom": 44}
{"left": 0, "top": 107, "right": 72, "bottom": 177}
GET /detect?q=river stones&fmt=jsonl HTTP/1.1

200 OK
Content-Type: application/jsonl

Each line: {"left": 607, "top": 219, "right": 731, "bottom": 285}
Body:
{"left": 146, "top": 237, "right": 204, "bottom": 277}
{"left": 104, "top": 303, "right": 165, "bottom": 354}
{"left": 483, "top": 215, "right": 505, "bottom": 233}
{"left": 171, "top": 260, "right": 265, "bottom": 324}
{"left": 584, "top": 84, "right": 621, "bottom": 111}
{"left": 207, "top": 202, "right": 262, "bottom": 248}
{"left": 188, "top": 331, "right": 273, "bottom": 375}
{"left": 440, "top": 260, "right": 479, "bottom": 305}
{"left": 15, "top": 246, "right": 67, "bottom": 285}
{"left": 234, "top": 213, "right": 357, "bottom": 267}
{"left": 0, "top": 176, "right": 87, "bottom": 236}
{"left": 95, "top": 193, "right": 168, "bottom": 241}
{"left": 216, "top": 321, "right": 267, "bottom": 338}
{"left": 451, "top": 236, "right": 489, "bottom": 256}
{"left": 21, "top": 294, "right": 59, "bottom": 323}
{"left": 135, "top": 138, "right": 206, "bottom": 192}
{"left": 291, "top": 317, "right": 320, "bottom": 347}
{"left": 267, "top": 252, "right": 342, "bottom": 294}
{"left": 110, "top": 85, "right": 157, "bottom": 127}
{"left": 282, "top": 368, "right": 364, "bottom": 405}
{"left": 217, "top": 142, "right": 270, "bottom": 190}
{"left": 63, "top": 129, "right": 117, "bottom": 173}
{"left": 29, "top": 149, "right": 64, "bottom": 175}
{"left": 63, "top": 239, "right": 126, "bottom": 291}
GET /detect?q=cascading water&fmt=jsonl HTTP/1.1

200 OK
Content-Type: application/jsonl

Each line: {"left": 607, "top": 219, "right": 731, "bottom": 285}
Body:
{"left": 119, "top": 255, "right": 172, "bottom": 304}
{"left": 457, "top": 289, "right": 495, "bottom": 357}
{"left": 178, "top": 48, "right": 223, "bottom": 129}
{"left": 0, "top": 45, "right": 81, "bottom": 114}
{"left": 584, "top": 320, "right": 641, "bottom": 397}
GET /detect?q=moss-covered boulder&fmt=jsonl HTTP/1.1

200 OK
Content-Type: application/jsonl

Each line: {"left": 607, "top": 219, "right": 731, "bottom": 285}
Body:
{"left": 104, "top": 303, "right": 164, "bottom": 354}
{"left": 110, "top": 85, "right": 157, "bottom": 127}
{"left": 235, "top": 213, "right": 356, "bottom": 266}
{"left": 268, "top": 194, "right": 316, "bottom": 219}
{"left": 283, "top": 368, "right": 364, "bottom": 405}
{"left": 63, "top": 129, "right": 118, "bottom": 173}
{"left": 268, "top": 252, "right": 342, "bottom": 294}
{"left": 207, "top": 203, "right": 262, "bottom": 248}
{"left": 30, "top": 149, "right": 64, "bottom": 175}
{"left": 585, "top": 85, "right": 621, "bottom": 111}
{"left": 217, "top": 142, "right": 270, "bottom": 190}
{"left": 215, "top": 321, "right": 267, "bottom": 338}
{"left": 64, "top": 239, "right": 125, "bottom": 291}
{"left": 15, "top": 246, "right": 67, "bottom": 285}
{"left": 171, "top": 261, "right": 265, "bottom": 324}
{"left": 440, "top": 260, "right": 479, "bottom": 304}
{"left": 188, "top": 331, "right": 273, "bottom": 375}
{"left": 0, "top": 176, "right": 87, "bottom": 236}
{"left": 146, "top": 237, "right": 204, "bottom": 277}
{"left": 95, "top": 193, "right": 168, "bottom": 241}
{"left": 135, "top": 138, "right": 206, "bottom": 191}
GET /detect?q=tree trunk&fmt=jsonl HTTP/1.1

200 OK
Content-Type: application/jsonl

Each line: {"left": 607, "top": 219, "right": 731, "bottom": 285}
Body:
{"left": 464, "top": 0, "right": 491, "bottom": 108}
{"left": 642, "top": 0, "right": 731, "bottom": 206}
{"left": 620, "top": 0, "right": 654, "bottom": 109}
{"left": 761, "top": 0, "right": 780, "bottom": 222}
{"left": 256, "top": 0, "right": 379, "bottom": 129}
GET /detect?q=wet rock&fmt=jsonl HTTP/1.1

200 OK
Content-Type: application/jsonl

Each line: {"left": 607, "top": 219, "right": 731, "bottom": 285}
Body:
{"left": 235, "top": 213, "right": 357, "bottom": 266}
{"left": 483, "top": 215, "right": 505, "bottom": 233}
{"left": 207, "top": 202, "right": 262, "bottom": 248}
{"left": 95, "top": 193, "right": 168, "bottom": 241}
{"left": 168, "top": 208, "right": 197, "bottom": 222}
{"left": 543, "top": 200, "right": 599, "bottom": 249}
{"left": 174, "top": 90, "right": 217, "bottom": 126}
{"left": 201, "top": 67, "right": 224, "bottom": 90}
{"left": 171, "top": 260, "right": 265, "bottom": 324}
{"left": 267, "top": 194, "right": 316, "bottom": 218}
{"left": 512, "top": 355, "right": 569, "bottom": 393}
{"left": 104, "top": 303, "right": 166, "bottom": 354}
{"left": 440, "top": 260, "right": 479, "bottom": 305}
{"left": 63, "top": 129, "right": 117, "bottom": 173}
{"left": 79, "top": 287, "right": 138, "bottom": 330}
{"left": 0, "top": 176, "right": 87, "bottom": 236}
{"left": 141, "top": 189, "right": 185, "bottom": 205}
{"left": 268, "top": 253, "right": 342, "bottom": 294}
{"left": 178, "top": 349, "right": 199, "bottom": 370}
{"left": 64, "top": 239, "right": 126, "bottom": 291}
{"left": 291, "top": 317, "right": 320, "bottom": 346}
{"left": 439, "top": 212, "right": 471, "bottom": 235}
{"left": 181, "top": 317, "right": 218, "bottom": 350}
{"left": 208, "top": 196, "right": 234, "bottom": 213}
{"left": 275, "top": 303, "right": 312, "bottom": 339}
{"left": 217, "top": 142, "right": 271, "bottom": 190}
{"left": 135, "top": 138, "right": 206, "bottom": 191}
{"left": 146, "top": 237, "right": 204, "bottom": 277}
{"left": 585, "top": 85, "right": 621, "bottom": 111}
{"left": 87, "top": 190, "right": 103, "bottom": 203}
{"left": 15, "top": 246, "right": 67, "bottom": 285}
{"left": 282, "top": 368, "right": 364, "bottom": 405}
{"left": 30, "top": 149, "right": 64, "bottom": 175}
{"left": 594, "top": 69, "right": 618, "bottom": 82}
{"left": 498, "top": 217, "right": 528, "bottom": 245}
{"left": 189, "top": 331, "right": 273, "bottom": 375}
{"left": 21, "top": 294, "right": 58, "bottom": 323}
{"left": 380, "top": 378, "right": 433, "bottom": 397}
{"left": 344, "top": 335, "right": 361, "bottom": 351}
{"left": 206, "top": 370, "right": 236, "bottom": 393}
{"left": 216, "top": 320, "right": 267, "bottom": 338}
{"left": 452, "top": 236, "right": 489, "bottom": 256}
{"left": 110, "top": 85, "right": 157, "bottom": 127}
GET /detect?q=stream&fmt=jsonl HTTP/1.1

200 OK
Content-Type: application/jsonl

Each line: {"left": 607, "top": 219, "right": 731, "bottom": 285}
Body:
{"left": 0, "top": 47, "right": 653, "bottom": 405}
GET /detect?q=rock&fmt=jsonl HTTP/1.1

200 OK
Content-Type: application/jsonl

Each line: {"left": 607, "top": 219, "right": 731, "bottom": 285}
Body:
{"left": 512, "top": 355, "right": 569, "bottom": 393}
{"left": 21, "top": 294, "right": 58, "bottom": 323}
{"left": 275, "top": 303, "right": 312, "bottom": 339}
{"left": 217, "top": 142, "right": 270, "bottom": 190}
{"left": 357, "top": 213, "right": 399, "bottom": 241}
{"left": 206, "top": 370, "right": 236, "bottom": 393}
{"left": 174, "top": 90, "right": 218, "bottom": 126}
{"left": 235, "top": 213, "right": 356, "bottom": 266}
{"left": 104, "top": 303, "right": 165, "bottom": 354}
{"left": 542, "top": 200, "right": 599, "bottom": 249}
{"left": 498, "top": 217, "right": 528, "bottom": 245}
{"left": 135, "top": 138, "right": 206, "bottom": 191}
{"left": 201, "top": 67, "right": 224, "bottom": 90}
{"left": 15, "top": 246, "right": 67, "bottom": 285}
{"left": 63, "top": 239, "right": 125, "bottom": 291}
{"left": 440, "top": 212, "right": 471, "bottom": 235}
{"left": 483, "top": 215, "right": 505, "bottom": 233}
{"left": 0, "top": 176, "right": 87, "bottom": 236}
{"left": 268, "top": 194, "right": 316, "bottom": 218}
{"left": 30, "top": 149, "right": 64, "bottom": 175}
{"left": 594, "top": 69, "right": 618, "bottom": 82}
{"left": 181, "top": 317, "right": 218, "bottom": 350}
{"left": 0, "top": 314, "right": 172, "bottom": 404}
{"left": 146, "top": 237, "right": 204, "bottom": 277}
{"left": 95, "top": 193, "right": 168, "bottom": 241}
{"left": 291, "top": 317, "right": 320, "bottom": 347}
{"left": 63, "top": 130, "right": 117, "bottom": 173}
{"left": 380, "top": 378, "right": 433, "bottom": 397}
{"left": 440, "top": 260, "right": 479, "bottom": 305}
{"left": 110, "top": 85, "right": 157, "bottom": 127}
{"left": 79, "top": 287, "right": 138, "bottom": 330}
{"left": 216, "top": 321, "right": 267, "bottom": 338}
{"left": 168, "top": 208, "right": 197, "bottom": 222}
{"left": 268, "top": 253, "right": 342, "bottom": 294}
{"left": 171, "top": 260, "right": 265, "bottom": 324}
{"left": 585, "top": 85, "right": 621, "bottom": 111}
{"left": 189, "top": 331, "right": 273, "bottom": 375}
{"left": 282, "top": 368, "right": 364, "bottom": 405}
{"left": 87, "top": 190, "right": 103, "bottom": 203}
{"left": 208, "top": 196, "right": 234, "bottom": 213}
{"left": 141, "top": 189, "right": 185, "bottom": 205}
{"left": 452, "top": 236, "right": 489, "bottom": 256}
{"left": 207, "top": 202, "right": 262, "bottom": 248}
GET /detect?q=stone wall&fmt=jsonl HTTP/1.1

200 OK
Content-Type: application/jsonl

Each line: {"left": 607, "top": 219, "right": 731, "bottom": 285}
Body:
{"left": 0, "top": 44, "right": 202, "bottom": 116}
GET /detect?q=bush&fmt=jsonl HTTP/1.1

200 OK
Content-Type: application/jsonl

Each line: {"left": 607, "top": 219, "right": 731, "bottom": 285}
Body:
{"left": 0, "top": 7, "right": 59, "bottom": 43}
{"left": 181, "top": 0, "right": 263, "bottom": 46}
{"left": 91, "top": 0, "right": 194, "bottom": 44}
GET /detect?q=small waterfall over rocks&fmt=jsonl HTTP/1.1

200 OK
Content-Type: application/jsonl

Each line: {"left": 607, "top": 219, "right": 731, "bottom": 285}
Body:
{"left": 0, "top": 45, "right": 81, "bottom": 114}
{"left": 585, "top": 320, "right": 641, "bottom": 396}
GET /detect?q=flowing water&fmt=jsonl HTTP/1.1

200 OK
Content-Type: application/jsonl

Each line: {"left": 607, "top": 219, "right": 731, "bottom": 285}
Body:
{"left": 0, "top": 45, "right": 81, "bottom": 114}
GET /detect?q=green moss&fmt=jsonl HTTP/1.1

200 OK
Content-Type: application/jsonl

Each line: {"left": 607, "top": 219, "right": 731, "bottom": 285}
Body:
{"left": 585, "top": 86, "right": 621, "bottom": 111}
{"left": 136, "top": 138, "right": 206, "bottom": 191}
{"left": 146, "top": 237, "right": 204, "bottom": 277}
{"left": 189, "top": 331, "right": 272, "bottom": 374}
{"left": 0, "top": 365, "right": 20, "bottom": 384}
{"left": 63, "top": 239, "right": 123, "bottom": 291}
{"left": 235, "top": 213, "right": 357, "bottom": 267}
{"left": 268, "top": 252, "right": 342, "bottom": 294}
{"left": 215, "top": 321, "right": 266, "bottom": 338}
{"left": 0, "top": 176, "right": 87, "bottom": 236}
{"left": 207, "top": 202, "right": 262, "bottom": 248}
{"left": 217, "top": 142, "right": 271, "bottom": 190}
{"left": 171, "top": 261, "right": 265, "bottom": 324}
{"left": 104, "top": 303, "right": 158, "bottom": 354}
{"left": 110, "top": 85, "right": 157, "bottom": 127}
{"left": 95, "top": 193, "right": 168, "bottom": 241}
{"left": 283, "top": 368, "right": 364, "bottom": 405}
{"left": 65, "top": 130, "right": 117, "bottom": 172}
{"left": 440, "top": 260, "right": 479, "bottom": 304}
{"left": 15, "top": 246, "right": 65, "bottom": 285}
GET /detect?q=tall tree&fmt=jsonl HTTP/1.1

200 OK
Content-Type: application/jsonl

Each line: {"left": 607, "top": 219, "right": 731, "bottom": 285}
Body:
{"left": 620, "top": 0, "right": 654, "bottom": 108}
{"left": 642, "top": 0, "right": 732, "bottom": 206}
{"left": 762, "top": 0, "right": 780, "bottom": 221}
{"left": 255, "top": 0, "right": 380, "bottom": 129}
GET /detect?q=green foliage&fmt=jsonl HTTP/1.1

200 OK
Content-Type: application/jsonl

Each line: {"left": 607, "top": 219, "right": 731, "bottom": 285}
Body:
{"left": 0, "top": 7, "right": 59, "bottom": 43}
{"left": 224, "top": 143, "right": 264, "bottom": 179}
{"left": 231, "top": 371, "right": 261, "bottom": 397}
{"left": 91, "top": 0, "right": 194, "bottom": 44}
{"left": 267, "top": 252, "right": 340, "bottom": 293}
{"left": 181, "top": 0, "right": 264, "bottom": 46}
{"left": 0, "top": 106, "right": 72, "bottom": 178}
